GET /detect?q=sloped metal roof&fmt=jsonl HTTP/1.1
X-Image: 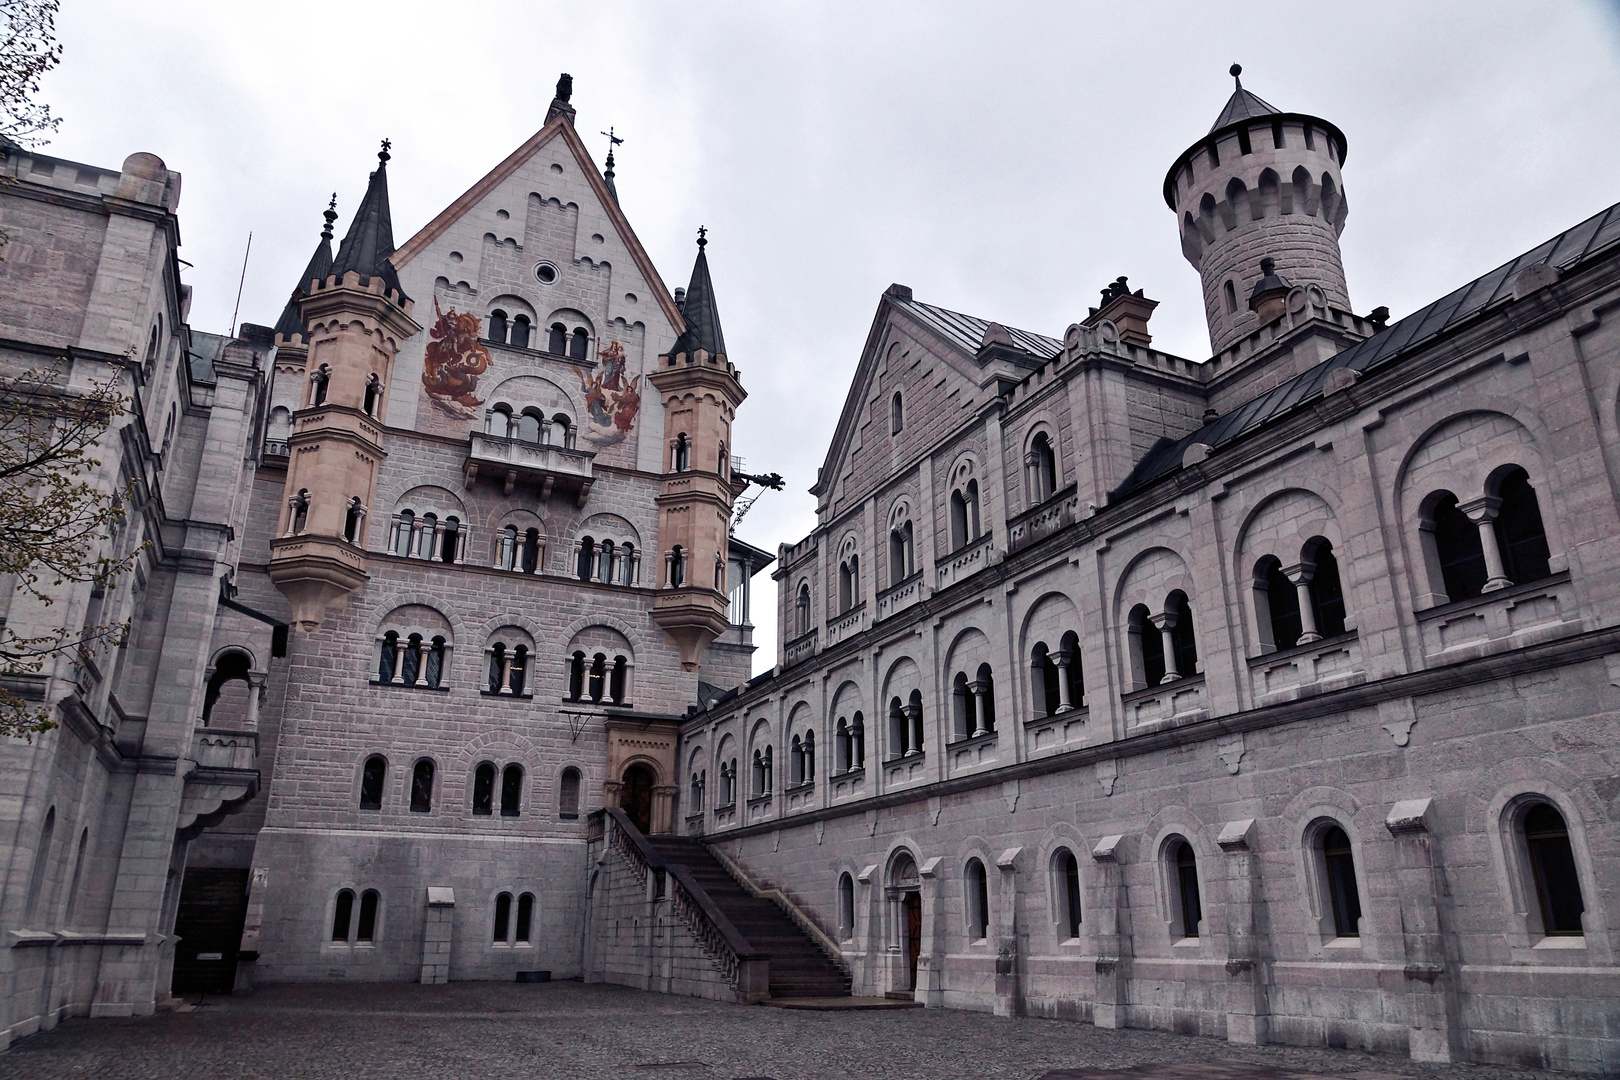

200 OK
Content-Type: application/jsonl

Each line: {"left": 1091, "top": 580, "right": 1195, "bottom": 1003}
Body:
{"left": 330, "top": 152, "right": 406, "bottom": 302}
{"left": 1112, "top": 199, "right": 1620, "bottom": 499}
{"left": 895, "top": 297, "right": 1064, "bottom": 360}
{"left": 668, "top": 236, "right": 727, "bottom": 358}
{"left": 1209, "top": 86, "right": 1280, "bottom": 133}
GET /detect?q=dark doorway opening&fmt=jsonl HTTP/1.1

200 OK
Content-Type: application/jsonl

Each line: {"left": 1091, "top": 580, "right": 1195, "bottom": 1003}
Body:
{"left": 622, "top": 764, "right": 655, "bottom": 834}
{"left": 903, "top": 891, "right": 922, "bottom": 990}
{"left": 171, "top": 868, "right": 250, "bottom": 995}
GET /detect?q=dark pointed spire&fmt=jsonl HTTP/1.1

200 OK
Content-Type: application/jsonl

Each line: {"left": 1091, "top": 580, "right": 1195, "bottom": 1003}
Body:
{"left": 328, "top": 140, "right": 407, "bottom": 301}
{"left": 601, "top": 126, "right": 622, "bottom": 203}
{"left": 1209, "top": 63, "right": 1280, "bottom": 133}
{"left": 274, "top": 195, "right": 340, "bottom": 340}
{"left": 667, "top": 227, "right": 726, "bottom": 358}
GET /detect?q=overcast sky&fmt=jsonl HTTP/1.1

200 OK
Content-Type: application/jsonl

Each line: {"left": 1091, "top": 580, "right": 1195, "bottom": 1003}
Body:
{"left": 39, "top": 1, "right": 1620, "bottom": 672}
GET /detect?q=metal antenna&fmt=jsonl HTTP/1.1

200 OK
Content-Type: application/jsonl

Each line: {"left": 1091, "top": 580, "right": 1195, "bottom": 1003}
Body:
{"left": 228, "top": 231, "right": 252, "bottom": 338}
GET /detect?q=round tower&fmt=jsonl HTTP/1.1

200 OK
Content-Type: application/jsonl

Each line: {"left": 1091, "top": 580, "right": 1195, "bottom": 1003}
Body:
{"left": 1165, "top": 66, "right": 1351, "bottom": 356}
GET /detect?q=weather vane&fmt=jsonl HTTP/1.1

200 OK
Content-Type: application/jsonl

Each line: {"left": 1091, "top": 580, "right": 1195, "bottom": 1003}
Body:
{"left": 601, "top": 126, "right": 623, "bottom": 151}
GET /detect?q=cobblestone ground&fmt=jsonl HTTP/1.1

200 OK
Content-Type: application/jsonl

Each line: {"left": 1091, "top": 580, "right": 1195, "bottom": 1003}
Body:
{"left": 0, "top": 982, "right": 1577, "bottom": 1080}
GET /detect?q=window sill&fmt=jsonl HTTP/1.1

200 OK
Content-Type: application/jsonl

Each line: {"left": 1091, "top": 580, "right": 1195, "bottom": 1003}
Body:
{"left": 1172, "top": 936, "right": 1202, "bottom": 948}
{"left": 1532, "top": 935, "right": 1587, "bottom": 950}
{"left": 562, "top": 699, "right": 633, "bottom": 709}
{"left": 785, "top": 781, "right": 814, "bottom": 794}
{"left": 559, "top": 812, "right": 579, "bottom": 820}
{"left": 481, "top": 690, "right": 535, "bottom": 699}
{"left": 884, "top": 751, "right": 927, "bottom": 766}
{"left": 746, "top": 794, "right": 773, "bottom": 809}
{"left": 832, "top": 767, "right": 866, "bottom": 780}
{"left": 371, "top": 681, "right": 451, "bottom": 692}
{"left": 1323, "top": 936, "right": 1362, "bottom": 950}
{"left": 948, "top": 730, "right": 999, "bottom": 749}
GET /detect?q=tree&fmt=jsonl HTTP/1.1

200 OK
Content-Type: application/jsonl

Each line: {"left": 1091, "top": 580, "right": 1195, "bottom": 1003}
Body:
{"left": 0, "top": 0, "right": 63, "bottom": 146}
{"left": 0, "top": 359, "right": 140, "bottom": 738}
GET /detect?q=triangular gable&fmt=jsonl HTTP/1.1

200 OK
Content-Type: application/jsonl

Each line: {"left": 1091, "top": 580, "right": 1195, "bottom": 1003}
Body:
{"left": 390, "top": 118, "right": 685, "bottom": 334}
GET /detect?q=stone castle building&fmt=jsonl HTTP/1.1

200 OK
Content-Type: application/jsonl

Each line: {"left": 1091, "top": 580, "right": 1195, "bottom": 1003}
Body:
{"left": 1, "top": 69, "right": 1617, "bottom": 1072}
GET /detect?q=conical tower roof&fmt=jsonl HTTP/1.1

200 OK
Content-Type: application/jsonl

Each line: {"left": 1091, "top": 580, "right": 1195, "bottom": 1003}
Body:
{"left": 329, "top": 141, "right": 407, "bottom": 301}
{"left": 667, "top": 228, "right": 726, "bottom": 358}
{"left": 274, "top": 197, "right": 338, "bottom": 340}
{"left": 1209, "top": 65, "right": 1279, "bottom": 133}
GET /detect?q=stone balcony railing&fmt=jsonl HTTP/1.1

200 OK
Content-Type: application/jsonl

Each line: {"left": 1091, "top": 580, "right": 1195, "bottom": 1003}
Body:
{"left": 464, "top": 431, "right": 596, "bottom": 503}
{"left": 1248, "top": 630, "right": 1365, "bottom": 705}
{"left": 1121, "top": 673, "right": 1208, "bottom": 731}
{"left": 178, "top": 725, "right": 260, "bottom": 839}
{"left": 1006, "top": 484, "right": 1081, "bottom": 555}
{"left": 1415, "top": 572, "right": 1581, "bottom": 667}
{"left": 825, "top": 602, "right": 866, "bottom": 648}
{"left": 876, "top": 571, "right": 924, "bottom": 622}
{"left": 936, "top": 532, "right": 996, "bottom": 592}
{"left": 784, "top": 628, "right": 818, "bottom": 667}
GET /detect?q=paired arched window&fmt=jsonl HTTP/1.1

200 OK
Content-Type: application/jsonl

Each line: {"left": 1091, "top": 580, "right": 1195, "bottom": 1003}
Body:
{"left": 410, "top": 760, "right": 435, "bottom": 813}
{"left": 834, "top": 713, "right": 865, "bottom": 773}
{"left": 1055, "top": 849, "right": 1082, "bottom": 939}
{"left": 789, "top": 729, "right": 815, "bottom": 786}
{"left": 559, "top": 767, "right": 582, "bottom": 819}
{"left": 574, "top": 535, "right": 638, "bottom": 585}
{"left": 795, "top": 584, "right": 812, "bottom": 636}
{"left": 331, "top": 888, "right": 380, "bottom": 943}
{"left": 1027, "top": 432, "right": 1058, "bottom": 504}
{"left": 950, "top": 664, "right": 996, "bottom": 740}
{"left": 485, "top": 642, "right": 529, "bottom": 695}
{"left": 1254, "top": 538, "right": 1348, "bottom": 652}
{"left": 887, "top": 689, "right": 924, "bottom": 758}
{"left": 492, "top": 892, "right": 535, "bottom": 943}
{"left": 1127, "top": 593, "right": 1198, "bottom": 689}
{"left": 377, "top": 631, "right": 448, "bottom": 689}
{"left": 965, "top": 858, "right": 990, "bottom": 940}
{"left": 497, "top": 525, "right": 545, "bottom": 573}
{"left": 471, "top": 762, "right": 524, "bottom": 817}
{"left": 673, "top": 433, "right": 691, "bottom": 472}
{"left": 889, "top": 521, "right": 915, "bottom": 585}
{"left": 1030, "top": 632, "right": 1083, "bottom": 716}
{"left": 360, "top": 755, "right": 386, "bottom": 809}
{"left": 751, "top": 745, "right": 773, "bottom": 797}
{"left": 343, "top": 497, "right": 366, "bottom": 543}
{"left": 1170, "top": 839, "right": 1202, "bottom": 939}
{"left": 949, "top": 480, "right": 982, "bottom": 552}
{"left": 1420, "top": 465, "right": 1552, "bottom": 604}
{"left": 837, "top": 553, "right": 860, "bottom": 613}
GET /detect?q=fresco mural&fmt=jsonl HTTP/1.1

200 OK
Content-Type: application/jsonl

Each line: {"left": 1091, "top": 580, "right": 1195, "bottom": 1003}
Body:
{"left": 423, "top": 299, "right": 492, "bottom": 417}
{"left": 579, "top": 339, "right": 641, "bottom": 447}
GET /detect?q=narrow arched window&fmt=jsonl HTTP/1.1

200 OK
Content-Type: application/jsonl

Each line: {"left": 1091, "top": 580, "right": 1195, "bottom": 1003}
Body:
{"left": 795, "top": 584, "right": 811, "bottom": 635}
{"left": 25, "top": 807, "right": 54, "bottom": 921}
{"left": 343, "top": 498, "right": 364, "bottom": 543}
{"left": 65, "top": 828, "right": 89, "bottom": 925}
{"left": 1060, "top": 850, "right": 1082, "bottom": 938}
{"left": 891, "top": 392, "right": 904, "bottom": 434}
{"left": 1224, "top": 279, "right": 1237, "bottom": 313}
{"left": 516, "top": 893, "right": 534, "bottom": 942}
{"left": 790, "top": 735, "right": 804, "bottom": 785}
{"left": 510, "top": 315, "right": 532, "bottom": 350}
{"left": 674, "top": 433, "right": 690, "bottom": 472}
{"left": 363, "top": 373, "right": 381, "bottom": 415}
{"left": 356, "top": 889, "right": 378, "bottom": 942}
{"left": 1168, "top": 593, "right": 1198, "bottom": 677}
{"left": 950, "top": 491, "right": 968, "bottom": 550}
{"left": 559, "top": 767, "right": 582, "bottom": 819}
{"left": 1322, "top": 826, "right": 1362, "bottom": 938}
{"left": 439, "top": 519, "right": 459, "bottom": 563}
{"left": 425, "top": 637, "right": 446, "bottom": 689}
{"left": 619, "top": 543, "right": 635, "bottom": 585}
{"left": 332, "top": 889, "right": 355, "bottom": 941}
{"left": 360, "top": 756, "right": 386, "bottom": 809}
{"left": 521, "top": 528, "right": 542, "bottom": 574}
{"left": 1524, "top": 803, "right": 1584, "bottom": 936}
{"left": 311, "top": 365, "right": 330, "bottom": 406}
{"left": 1494, "top": 467, "right": 1552, "bottom": 585}
{"left": 553, "top": 413, "right": 572, "bottom": 448}
{"left": 378, "top": 631, "right": 399, "bottom": 683}
{"left": 838, "top": 873, "right": 855, "bottom": 939}
{"left": 1060, "top": 630, "right": 1084, "bottom": 706}
{"left": 577, "top": 537, "right": 595, "bottom": 581}
{"left": 965, "top": 480, "right": 981, "bottom": 540}
{"left": 516, "top": 409, "right": 541, "bottom": 443}
{"left": 966, "top": 859, "right": 989, "bottom": 940}
{"left": 501, "top": 764, "right": 523, "bottom": 817}
{"left": 976, "top": 663, "right": 996, "bottom": 734}
{"left": 1429, "top": 491, "right": 1486, "bottom": 602}
{"left": 487, "top": 309, "right": 509, "bottom": 344}
{"left": 1307, "top": 541, "right": 1347, "bottom": 638}
{"left": 487, "top": 643, "right": 506, "bottom": 693}
{"left": 401, "top": 634, "right": 423, "bottom": 685}
{"left": 493, "top": 892, "right": 512, "bottom": 942}
{"left": 952, "top": 672, "right": 971, "bottom": 740}
{"left": 598, "top": 540, "right": 615, "bottom": 583}
{"left": 548, "top": 323, "right": 567, "bottom": 354}
{"left": 690, "top": 771, "right": 704, "bottom": 809}
{"left": 1130, "top": 604, "right": 1163, "bottom": 688}
{"left": 496, "top": 525, "right": 517, "bottom": 570}
{"left": 1032, "top": 643, "right": 1058, "bottom": 717}
{"left": 610, "top": 655, "right": 627, "bottom": 704}
{"left": 670, "top": 545, "right": 685, "bottom": 588}
{"left": 1031, "top": 433, "right": 1057, "bottom": 503}
{"left": 1173, "top": 840, "right": 1202, "bottom": 938}
{"left": 588, "top": 653, "right": 606, "bottom": 702}
{"left": 1260, "top": 556, "right": 1302, "bottom": 650}
{"left": 509, "top": 645, "right": 528, "bottom": 696}
{"left": 472, "top": 762, "right": 495, "bottom": 816}
{"left": 410, "top": 759, "right": 435, "bottom": 813}
{"left": 570, "top": 327, "right": 589, "bottom": 360}
{"left": 568, "top": 651, "right": 585, "bottom": 700}
{"left": 394, "top": 510, "right": 415, "bottom": 556}
{"left": 851, "top": 712, "right": 865, "bottom": 769}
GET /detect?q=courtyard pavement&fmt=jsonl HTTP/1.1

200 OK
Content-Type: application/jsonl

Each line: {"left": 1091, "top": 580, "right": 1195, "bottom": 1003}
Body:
{"left": 0, "top": 981, "right": 1576, "bottom": 1080}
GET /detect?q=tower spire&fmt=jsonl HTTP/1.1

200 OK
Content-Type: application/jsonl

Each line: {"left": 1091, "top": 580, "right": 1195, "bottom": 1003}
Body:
{"left": 328, "top": 140, "right": 407, "bottom": 300}
{"left": 668, "top": 227, "right": 726, "bottom": 359}
{"left": 601, "top": 126, "right": 622, "bottom": 203}
{"left": 273, "top": 196, "right": 339, "bottom": 342}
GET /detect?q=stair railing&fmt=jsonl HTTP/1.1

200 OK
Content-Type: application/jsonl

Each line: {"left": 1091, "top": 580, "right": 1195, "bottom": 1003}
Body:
{"left": 602, "top": 808, "right": 770, "bottom": 1002}
{"left": 703, "top": 841, "right": 852, "bottom": 978}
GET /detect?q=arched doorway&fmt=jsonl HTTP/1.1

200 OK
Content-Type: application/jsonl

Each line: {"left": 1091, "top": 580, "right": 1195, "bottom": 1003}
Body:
{"left": 887, "top": 851, "right": 922, "bottom": 992}
{"left": 621, "top": 764, "right": 655, "bottom": 834}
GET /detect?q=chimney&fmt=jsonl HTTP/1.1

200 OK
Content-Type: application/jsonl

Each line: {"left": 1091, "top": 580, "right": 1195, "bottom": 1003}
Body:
{"left": 1083, "top": 276, "right": 1158, "bottom": 347}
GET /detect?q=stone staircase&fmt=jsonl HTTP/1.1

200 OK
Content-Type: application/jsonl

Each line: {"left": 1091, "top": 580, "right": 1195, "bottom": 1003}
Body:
{"left": 645, "top": 834, "right": 851, "bottom": 999}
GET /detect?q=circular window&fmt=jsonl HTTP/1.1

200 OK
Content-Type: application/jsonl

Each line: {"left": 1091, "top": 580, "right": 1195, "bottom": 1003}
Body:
{"left": 534, "top": 262, "right": 559, "bottom": 285}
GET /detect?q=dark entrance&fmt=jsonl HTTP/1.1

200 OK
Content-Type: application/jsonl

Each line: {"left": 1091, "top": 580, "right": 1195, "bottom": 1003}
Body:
{"left": 171, "top": 867, "right": 250, "bottom": 995}
{"left": 621, "top": 764, "right": 655, "bottom": 834}
{"left": 903, "top": 891, "right": 922, "bottom": 990}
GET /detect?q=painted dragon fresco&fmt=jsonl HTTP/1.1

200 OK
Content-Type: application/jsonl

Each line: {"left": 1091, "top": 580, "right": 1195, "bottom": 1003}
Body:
{"left": 579, "top": 339, "right": 641, "bottom": 447}
{"left": 422, "top": 298, "right": 492, "bottom": 416}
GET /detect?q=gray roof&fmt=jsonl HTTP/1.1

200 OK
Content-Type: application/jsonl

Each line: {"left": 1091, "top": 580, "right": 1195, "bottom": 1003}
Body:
{"left": 1113, "top": 198, "right": 1620, "bottom": 499}
{"left": 668, "top": 236, "right": 726, "bottom": 357}
{"left": 330, "top": 152, "right": 407, "bottom": 302}
{"left": 273, "top": 220, "right": 335, "bottom": 339}
{"left": 894, "top": 297, "right": 1063, "bottom": 360}
{"left": 1209, "top": 85, "right": 1280, "bottom": 133}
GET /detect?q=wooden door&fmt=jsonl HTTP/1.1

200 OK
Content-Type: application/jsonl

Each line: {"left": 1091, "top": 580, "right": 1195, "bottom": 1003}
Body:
{"left": 622, "top": 765, "right": 654, "bottom": 834}
{"left": 171, "top": 868, "right": 250, "bottom": 995}
{"left": 904, "top": 891, "right": 922, "bottom": 990}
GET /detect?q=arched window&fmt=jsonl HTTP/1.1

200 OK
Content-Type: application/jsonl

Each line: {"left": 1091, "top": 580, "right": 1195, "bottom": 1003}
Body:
{"left": 497, "top": 525, "right": 518, "bottom": 571}
{"left": 567, "top": 651, "right": 585, "bottom": 700}
{"left": 394, "top": 510, "right": 415, "bottom": 556}
{"left": 802, "top": 730, "right": 815, "bottom": 783}
{"left": 521, "top": 528, "right": 543, "bottom": 574}
{"left": 552, "top": 413, "right": 572, "bottom": 448}
{"left": 1172, "top": 840, "right": 1202, "bottom": 939}
{"left": 891, "top": 392, "right": 904, "bottom": 434}
{"left": 201, "top": 651, "right": 252, "bottom": 726}
{"left": 609, "top": 655, "right": 627, "bottom": 704}
{"left": 488, "top": 404, "right": 513, "bottom": 438}
{"left": 494, "top": 892, "right": 513, "bottom": 942}
{"left": 951, "top": 671, "right": 972, "bottom": 740}
{"left": 472, "top": 762, "right": 496, "bottom": 816}
{"left": 363, "top": 373, "right": 381, "bottom": 415}
{"left": 674, "top": 433, "right": 690, "bottom": 472}
{"left": 1257, "top": 556, "right": 1302, "bottom": 651}
{"left": 1493, "top": 467, "right": 1552, "bottom": 585}
{"left": 1305, "top": 540, "right": 1347, "bottom": 638}
{"left": 488, "top": 643, "right": 507, "bottom": 693}
{"left": 516, "top": 893, "right": 534, "bottom": 942}
{"left": 1427, "top": 491, "right": 1487, "bottom": 602}
{"left": 360, "top": 756, "right": 387, "bottom": 809}
{"left": 975, "top": 663, "right": 996, "bottom": 734}
{"left": 618, "top": 544, "right": 635, "bottom": 585}
{"left": 487, "top": 309, "right": 509, "bottom": 344}
{"left": 310, "top": 364, "right": 330, "bottom": 406}
{"left": 588, "top": 652, "right": 606, "bottom": 703}
{"left": 356, "top": 889, "right": 378, "bottom": 942}
{"left": 790, "top": 734, "right": 804, "bottom": 786}
{"left": 1321, "top": 826, "right": 1362, "bottom": 938}
{"left": 1223, "top": 279, "right": 1238, "bottom": 313}
{"left": 1060, "top": 630, "right": 1083, "bottom": 707}
{"left": 690, "top": 770, "right": 704, "bottom": 810}
{"left": 838, "top": 556, "right": 858, "bottom": 612}
{"left": 950, "top": 491, "right": 969, "bottom": 550}
{"left": 331, "top": 889, "right": 355, "bottom": 941}
{"left": 509, "top": 645, "right": 528, "bottom": 696}
{"left": 1057, "top": 849, "right": 1082, "bottom": 938}
{"left": 65, "top": 828, "right": 89, "bottom": 925}
{"left": 343, "top": 498, "right": 365, "bottom": 543}
{"left": 889, "top": 521, "right": 914, "bottom": 585}
{"left": 1167, "top": 592, "right": 1198, "bottom": 678}
{"left": 559, "top": 767, "right": 581, "bottom": 819}
{"left": 410, "top": 759, "right": 435, "bottom": 813}
{"left": 1524, "top": 803, "right": 1584, "bottom": 936}
{"left": 1129, "top": 603, "right": 1162, "bottom": 689}
{"left": 24, "top": 807, "right": 54, "bottom": 920}
{"left": 378, "top": 631, "right": 399, "bottom": 683}
{"left": 670, "top": 545, "right": 685, "bottom": 588}
{"left": 501, "top": 764, "right": 524, "bottom": 817}
{"left": 510, "top": 315, "right": 532, "bottom": 350}
{"left": 290, "top": 489, "right": 310, "bottom": 534}
{"left": 439, "top": 518, "right": 460, "bottom": 563}
{"left": 835, "top": 717, "right": 850, "bottom": 773}
{"left": 795, "top": 584, "right": 811, "bottom": 636}
{"left": 548, "top": 323, "right": 567, "bottom": 354}
{"left": 850, "top": 712, "right": 865, "bottom": 769}
{"left": 577, "top": 537, "right": 596, "bottom": 581}
{"left": 1029, "top": 433, "right": 1057, "bottom": 504}
{"left": 965, "top": 481, "right": 981, "bottom": 540}
{"left": 401, "top": 634, "right": 423, "bottom": 686}
{"left": 1032, "top": 643, "right": 1059, "bottom": 717}
{"left": 570, "top": 327, "right": 590, "bottom": 360}
{"left": 516, "top": 408, "right": 541, "bottom": 443}
{"left": 838, "top": 872, "right": 856, "bottom": 940}
{"left": 966, "top": 858, "right": 989, "bottom": 940}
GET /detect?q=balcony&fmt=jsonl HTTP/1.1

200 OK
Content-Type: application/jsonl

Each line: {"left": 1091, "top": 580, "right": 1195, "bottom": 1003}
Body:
{"left": 936, "top": 532, "right": 996, "bottom": 592}
{"left": 1415, "top": 572, "right": 1580, "bottom": 667}
{"left": 1025, "top": 705, "right": 1090, "bottom": 757}
{"left": 1248, "top": 630, "right": 1365, "bottom": 705}
{"left": 1121, "top": 673, "right": 1208, "bottom": 731}
{"left": 178, "top": 725, "right": 260, "bottom": 839}
{"left": 784, "top": 628, "right": 817, "bottom": 667}
{"left": 825, "top": 602, "right": 866, "bottom": 647}
{"left": 830, "top": 767, "right": 866, "bottom": 802}
{"left": 1007, "top": 484, "right": 1081, "bottom": 555}
{"left": 876, "top": 571, "right": 924, "bottom": 622}
{"left": 947, "top": 729, "right": 1000, "bottom": 774}
{"left": 883, "top": 750, "right": 928, "bottom": 788}
{"left": 463, "top": 431, "right": 595, "bottom": 504}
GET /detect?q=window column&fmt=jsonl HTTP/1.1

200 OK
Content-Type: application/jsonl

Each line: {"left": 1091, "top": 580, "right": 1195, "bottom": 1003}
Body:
{"left": 390, "top": 637, "right": 406, "bottom": 684}
{"left": 1458, "top": 496, "right": 1514, "bottom": 592}
{"left": 905, "top": 699, "right": 923, "bottom": 755}
{"left": 1282, "top": 562, "right": 1322, "bottom": 644}
{"left": 968, "top": 679, "right": 989, "bottom": 738}
{"left": 1150, "top": 611, "right": 1180, "bottom": 683}
{"left": 1053, "top": 651, "right": 1075, "bottom": 712}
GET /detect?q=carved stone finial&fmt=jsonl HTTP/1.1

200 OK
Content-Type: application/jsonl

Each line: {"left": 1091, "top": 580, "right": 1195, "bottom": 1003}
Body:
{"left": 556, "top": 73, "right": 573, "bottom": 103}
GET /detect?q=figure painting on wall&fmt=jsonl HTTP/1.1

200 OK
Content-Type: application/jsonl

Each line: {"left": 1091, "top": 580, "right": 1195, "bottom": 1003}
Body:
{"left": 423, "top": 298, "right": 492, "bottom": 417}
{"left": 579, "top": 339, "right": 641, "bottom": 446}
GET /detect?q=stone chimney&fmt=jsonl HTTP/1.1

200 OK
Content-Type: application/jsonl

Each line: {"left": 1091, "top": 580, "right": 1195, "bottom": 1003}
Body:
{"left": 1083, "top": 276, "right": 1158, "bottom": 347}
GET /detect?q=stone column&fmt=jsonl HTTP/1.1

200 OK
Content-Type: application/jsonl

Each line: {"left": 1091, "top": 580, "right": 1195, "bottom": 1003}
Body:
{"left": 244, "top": 674, "right": 266, "bottom": 729}
{"left": 905, "top": 700, "right": 923, "bottom": 755}
{"left": 918, "top": 857, "right": 945, "bottom": 1008}
{"left": 233, "top": 866, "right": 269, "bottom": 994}
{"left": 1385, "top": 798, "right": 1460, "bottom": 1062}
{"left": 969, "top": 680, "right": 989, "bottom": 738}
{"left": 1150, "top": 612, "right": 1180, "bottom": 682}
{"left": 1282, "top": 563, "right": 1322, "bottom": 644}
{"left": 391, "top": 639, "right": 406, "bottom": 684}
{"left": 1458, "top": 496, "right": 1513, "bottom": 591}
{"left": 1090, "top": 834, "right": 1130, "bottom": 1028}
{"left": 1217, "top": 819, "right": 1269, "bottom": 1045}
{"left": 1054, "top": 653, "right": 1074, "bottom": 711}
{"left": 420, "top": 887, "right": 455, "bottom": 985}
{"left": 993, "top": 846, "right": 1023, "bottom": 1018}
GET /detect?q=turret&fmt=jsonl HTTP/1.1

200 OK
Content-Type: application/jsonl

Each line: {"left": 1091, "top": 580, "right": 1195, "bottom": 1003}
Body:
{"left": 648, "top": 229, "right": 748, "bottom": 671}
{"left": 1165, "top": 66, "right": 1351, "bottom": 356}
{"left": 268, "top": 142, "right": 421, "bottom": 630}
